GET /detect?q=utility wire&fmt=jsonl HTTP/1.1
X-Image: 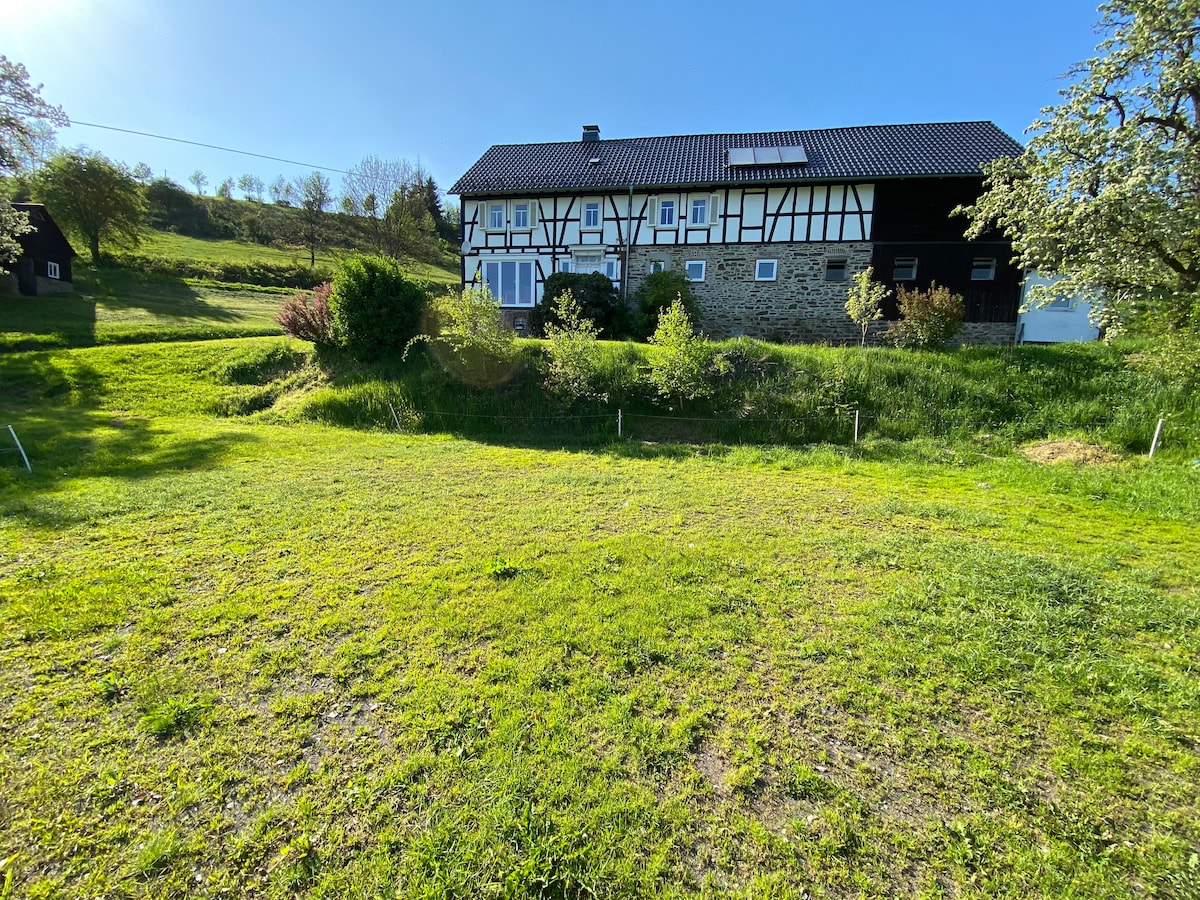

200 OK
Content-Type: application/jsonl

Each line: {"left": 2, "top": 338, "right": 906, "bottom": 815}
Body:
{"left": 69, "top": 120, "right": 351, "bottom": 175}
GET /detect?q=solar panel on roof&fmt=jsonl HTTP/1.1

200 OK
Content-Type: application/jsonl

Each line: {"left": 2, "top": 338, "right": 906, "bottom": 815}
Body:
{"left": 728, "top": 148, "right": 754, "bottom": 165}
{"left": 728, "top": 145, "right": 807, "bottom": 167}
{"left": 753, "top": 147, "right": 781, "bottom": 164}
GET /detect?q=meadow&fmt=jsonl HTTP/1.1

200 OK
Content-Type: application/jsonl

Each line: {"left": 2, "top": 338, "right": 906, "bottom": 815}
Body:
{"left": 0, "top": 333, "right": 1197, "bottom": 898}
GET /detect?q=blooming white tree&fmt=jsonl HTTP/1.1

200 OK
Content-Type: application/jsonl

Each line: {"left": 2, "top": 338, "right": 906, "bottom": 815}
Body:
{"left": 963, "top": 0, "right": 1200, "bottom": 336}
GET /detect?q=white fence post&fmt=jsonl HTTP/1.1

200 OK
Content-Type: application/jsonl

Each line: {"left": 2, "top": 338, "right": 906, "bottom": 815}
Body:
{"left": 618, "top": 408, "right": 623, "bottom": 439}
{"left": 854, "top": 409, "right": 860, "bottom": 444}
{"left": 1149, "top": 417, "right": 1165, "bottom": 458}
{"left": 7, "top": 425, "right": 31, "bottom": 472}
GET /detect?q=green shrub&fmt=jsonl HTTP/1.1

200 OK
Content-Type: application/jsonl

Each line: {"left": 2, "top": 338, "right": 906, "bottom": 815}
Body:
{"left": 328, "top": 254, "right": 427, "bottom": 359}
{"left": 530, "top": 272, "right": 629, "bottom": 339}
{"left": 632, "top": 269, "right": 700, "bottom": 340}
{"left": 885, "top": 282, "right": 965, "bottom": 350}
{"left": 542, "top": 290, "right": 605, "bottom": 403}
{"left": 409, "top": 283, "right": 521, "bottom": 387}
{"left": 648, "top": 297, "right": 717, "bottom": 404}
{"left": 845, "top": 267, "right": 890, "bottom": 347}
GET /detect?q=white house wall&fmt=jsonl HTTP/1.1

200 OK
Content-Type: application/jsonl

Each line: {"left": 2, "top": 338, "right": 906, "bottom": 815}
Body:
{"left": 1017, "top": 272, "right": 1100, "bottom": 344}
{"left": 461, "top": 184, "right": 876, "bottom": 303}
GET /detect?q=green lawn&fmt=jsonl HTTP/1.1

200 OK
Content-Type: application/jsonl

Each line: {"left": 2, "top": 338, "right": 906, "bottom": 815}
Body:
{"left": 0, "top": 339, "right": 1197, "bottom": 898}
{"left": 137, "top": 230, "right": 461, "bottom": 287}
{"left": 0, "top": 268, "right": 288, "bottom": 350}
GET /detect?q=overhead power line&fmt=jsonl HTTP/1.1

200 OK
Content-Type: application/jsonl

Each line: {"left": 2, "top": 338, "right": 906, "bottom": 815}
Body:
{"left": 69, "top": 120, "right": 351, "bottom": 175}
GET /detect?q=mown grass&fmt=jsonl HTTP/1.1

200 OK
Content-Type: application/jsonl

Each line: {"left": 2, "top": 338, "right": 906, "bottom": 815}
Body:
{"left": 0, "top": 268, "right": 289, "bottom": 351}
{"left": 0, "top": 338, "right": 1198, "bottom": 897}
{"left": 137, "top": 230, "right": 461, "bottom": 287}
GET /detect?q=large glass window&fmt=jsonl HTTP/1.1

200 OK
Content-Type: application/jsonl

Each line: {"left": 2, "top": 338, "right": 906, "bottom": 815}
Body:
{"left": 483, "top": 259, "right": 535, "bottom": 306}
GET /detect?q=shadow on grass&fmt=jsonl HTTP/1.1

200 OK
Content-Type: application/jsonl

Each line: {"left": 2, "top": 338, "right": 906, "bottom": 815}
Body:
{"left": 77, "top": 267, "right": 247, "bottom": 320}
{"left": 0, "top": 291, "right": 98, "bottom": 351}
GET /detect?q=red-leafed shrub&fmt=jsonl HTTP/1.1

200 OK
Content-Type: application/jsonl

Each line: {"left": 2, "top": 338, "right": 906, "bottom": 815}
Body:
{"left": 276, "top": 281, "right": 332, "bottom": 344}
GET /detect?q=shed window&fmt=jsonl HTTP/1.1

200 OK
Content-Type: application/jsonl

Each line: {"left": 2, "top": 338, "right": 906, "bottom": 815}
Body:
{"left": 893, "top": 257, "right": 918, "bottom": 281}
{"left": 47, "top": 261, "right": 61, "bottom": 279}
{"left": 685, "top": 260, "right": 706, "bottom": 282}
{"left": 971, "top": 257, "right": 997, "bottom": 281}
{"left": 824, "top": 258, "right": 847, "bottom": 281}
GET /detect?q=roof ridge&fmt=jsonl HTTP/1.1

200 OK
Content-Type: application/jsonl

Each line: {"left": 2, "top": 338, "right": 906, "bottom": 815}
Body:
{"left": 479, "top": 121, "right": 1009, "bottom": 150}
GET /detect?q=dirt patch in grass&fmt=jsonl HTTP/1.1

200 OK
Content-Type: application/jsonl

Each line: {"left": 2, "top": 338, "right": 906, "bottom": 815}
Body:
{"left": 1020, "top": 439, "right": 1122, "bottom": 465}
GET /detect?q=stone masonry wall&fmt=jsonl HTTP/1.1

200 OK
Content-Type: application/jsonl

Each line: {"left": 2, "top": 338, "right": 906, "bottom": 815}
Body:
{"left": 628, "top": 242, "right": 874, "bottom": 343}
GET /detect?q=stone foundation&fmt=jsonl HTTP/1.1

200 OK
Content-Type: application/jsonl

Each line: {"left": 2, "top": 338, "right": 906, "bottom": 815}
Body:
{"left": 628, "top": 242, "right": 874, "bottom": 343}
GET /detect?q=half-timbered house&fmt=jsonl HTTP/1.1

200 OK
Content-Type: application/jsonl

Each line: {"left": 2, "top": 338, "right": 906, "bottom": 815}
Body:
{"left": 450, "top": 122, "right": 1024, "bottom": 343}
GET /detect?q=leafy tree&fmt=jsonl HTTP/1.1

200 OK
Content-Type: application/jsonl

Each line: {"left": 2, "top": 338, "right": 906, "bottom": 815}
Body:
{"left": 188, "top": 169, "right": 208, "bottom": 195}
{"left": 32, "top": 149, "right": 145, "bottom": 264}
{"left": 215, "top": 177, "right": 235, "bottom": 200}
{"left": 131, "top": 162, "right": 154, "bottom": 185}
{"left": 631, "top": 268, "right": 700, "bottom": 339}
{"left": 0, "top": 55, "right": 67, "bottom": 173}
{"left": 293, "top": 170, "right": 332, "bottom": 265}
{"left": 964, "top": 0, "right": 1200, "bottom": 335}
{"left": 542, "top": 290, "right": 605, "bottom": 403}
{"left": 328, "top": 254, "right": 426, "bottom": 358}
{"left": 408, "top": 282, "right": 520, "bottom": 387}
{"left": 648, "top": 296, "right": 716, "bottom": 404}
{"left": 269, "top": 175, "right": 295, "bottom": 206}
{"left": 145, "top": 177, "right": 207, "bottom": 233}
{"left": 531, "top": 271, "right": 628, "bottom": 338}
{"left": 237, "top": 173, "right": 264, "bottom": 201}
{"left": 884, "top": 282, "right": 965, "bottom": 350}
{"left": 342, "top": 154, "right": 411, "bottom": 255}
{"left": 845, "top": 266, "right": 890, "bottom": 346}
{"left": 0, "top": 55, "right": 67, "bottom": 272}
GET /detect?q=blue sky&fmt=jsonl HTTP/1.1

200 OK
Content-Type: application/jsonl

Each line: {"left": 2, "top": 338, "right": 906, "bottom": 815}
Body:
{"left": 4, "top": 0, "right": 1103, "bottom": 203}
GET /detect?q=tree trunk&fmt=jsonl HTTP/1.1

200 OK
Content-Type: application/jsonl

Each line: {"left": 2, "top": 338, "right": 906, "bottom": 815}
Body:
{"left": 89, "top": 233, "right": 101, "bottom": 266}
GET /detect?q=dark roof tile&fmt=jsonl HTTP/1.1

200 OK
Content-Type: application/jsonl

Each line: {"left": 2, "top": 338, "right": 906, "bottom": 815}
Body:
{"left": 450, "top": 122, "right": 1022, "bottom": 195}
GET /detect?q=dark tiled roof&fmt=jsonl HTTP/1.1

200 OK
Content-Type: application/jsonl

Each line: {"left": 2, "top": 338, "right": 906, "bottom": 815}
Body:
{"left": 450, "top": 122, "right": 1022, "bottom": 195}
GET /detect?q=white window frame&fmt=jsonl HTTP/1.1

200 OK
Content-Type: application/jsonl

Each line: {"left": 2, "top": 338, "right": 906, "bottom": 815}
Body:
{"left": 971, "top": 257, "right": 997, "bottom": 281}
{"left": 893, "top": 257, "right": 918, "bottom": 281}
{"left": 685, "top": 260, "right": 706, "bottom": 282}
{"left": 511, "top": 201, "right": 534, "bottom": 232}
{"left": 648, "top": 259, "right": 665, "bottom": 274}
{"left": 824, "top": 258, "right": 848, "bottom": 282}
{"left": 582, "top": 201, "right": 601, "bottom": 231}
{"left": 647, "top": 195, "right": 677, "bottom": 229}
{"left": 755, "top": 259, "right": 777, "bottom": 281}
{"left": 46, "top": 261, "right": 61, "bottom": 279}
{"left": 485, "top": 202, "right": 505, "bottom": 231}
{"left": 482, "top": 258, "right": 537, "bottom": 307}
{"left": 689, "top": 197, "right": 709, "bottom": 228}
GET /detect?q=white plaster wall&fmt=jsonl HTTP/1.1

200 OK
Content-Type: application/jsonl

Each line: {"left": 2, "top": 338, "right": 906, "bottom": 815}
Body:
{"left": 1017, "top": 272, "right": 1100, "bottom": 343}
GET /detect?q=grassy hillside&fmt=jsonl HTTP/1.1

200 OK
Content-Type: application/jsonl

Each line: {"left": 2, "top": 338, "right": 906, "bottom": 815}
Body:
{"left": 0, "top": 338, "right": 1197, "bottom": 897}
{"left": 0, "top": 268, "right": 287, "bottom": 350}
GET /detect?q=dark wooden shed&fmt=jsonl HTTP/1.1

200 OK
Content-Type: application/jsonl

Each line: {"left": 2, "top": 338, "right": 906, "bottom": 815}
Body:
{"left": 3, "top": 203, "right": 76, "bottom": 296}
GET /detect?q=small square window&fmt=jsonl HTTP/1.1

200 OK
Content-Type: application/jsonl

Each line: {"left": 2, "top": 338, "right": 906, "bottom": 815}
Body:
{"left": 583, "top": 202, "right": 600, "bottom": 230}
{"left": 648, "top": 260, "right": 665, "bottom": 274}
{"left": 559, "top": 260, "right": 571, "bottom": 273}
{"left": 47, "top": 261, "right": 61, "bottom": 279}
{"left": 971, "top": 257, "right": 996, "bottom": 281}
{"left": 487, "top": 203, "right": 504, "bottom": 230}
{"left": 893, "top": 257, "right": 918, "bottom": 281}
{"left": 1047, "top": 294, "right": 1071, "bottom": 309}
{"left": 824, "top": 258, "right": 847, "bottom": 281}
{"left": 685, "top": 260, "right": 706, "bottom": 282}
{"left": 658, "top": 199, "right": 676, "bottom": 227}
{"left": 755, "top": 259, "right": 777, "bottom": 281}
